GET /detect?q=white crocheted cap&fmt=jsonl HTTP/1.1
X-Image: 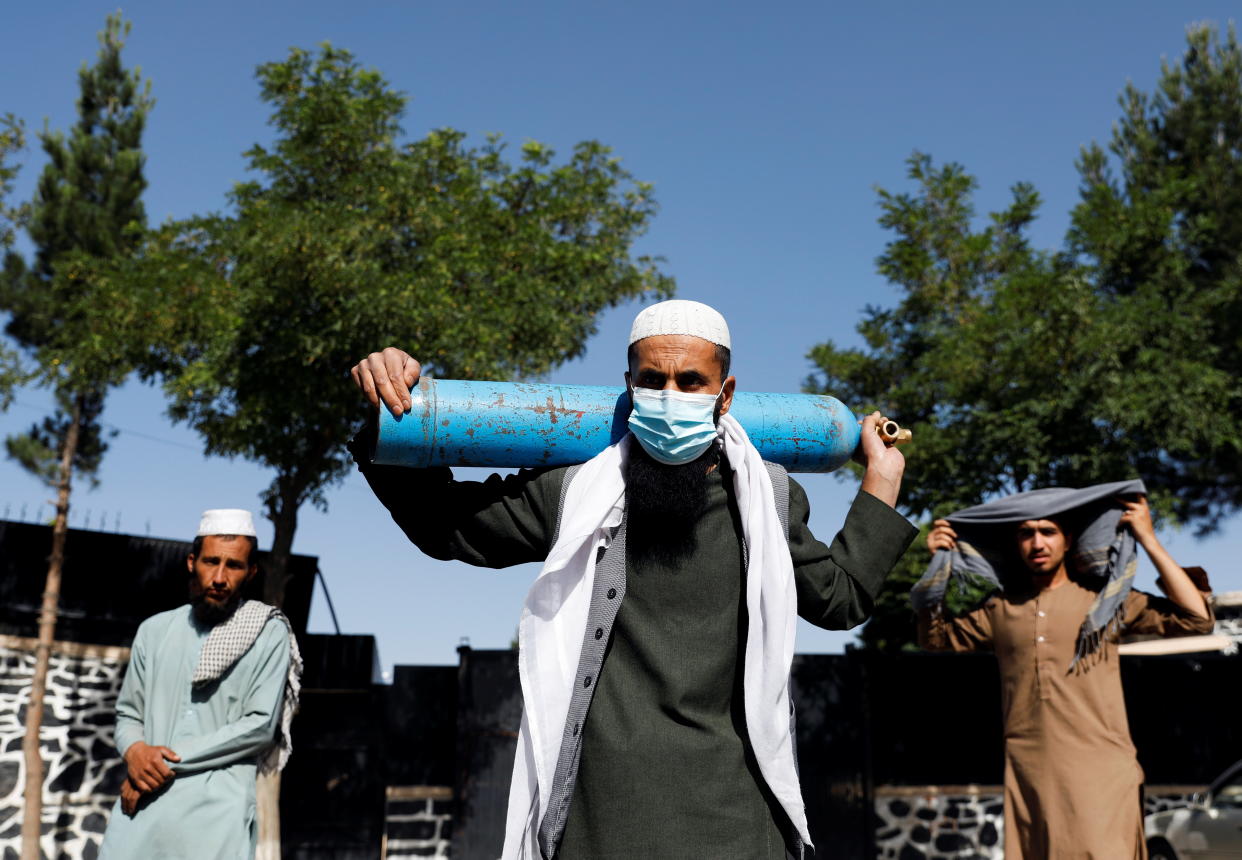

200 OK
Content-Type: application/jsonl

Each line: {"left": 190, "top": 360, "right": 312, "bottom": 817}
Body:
{"left": 628, "top": 300, "right": 731, "bottom": 350}
{"left": 197, "top": 509, "right": 257, "bottom": 538}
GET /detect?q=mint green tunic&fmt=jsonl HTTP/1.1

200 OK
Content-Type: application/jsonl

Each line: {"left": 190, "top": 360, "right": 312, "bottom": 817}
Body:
{"left": 99, "top": 605, "right": 290, "bottom": 860}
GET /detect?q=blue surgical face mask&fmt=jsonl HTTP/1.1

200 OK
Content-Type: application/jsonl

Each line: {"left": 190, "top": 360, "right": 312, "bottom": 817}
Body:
{"left": 627, "top": 384, "right": 724, "bottom": 465}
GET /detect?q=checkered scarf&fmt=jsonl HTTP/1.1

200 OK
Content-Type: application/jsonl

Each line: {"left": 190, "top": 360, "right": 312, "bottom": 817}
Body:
{"left": 911, "top": 479, "right": 1146, "bottom": 668}
{"left": 193, "top": 599, "right": 303, "bottom": 773}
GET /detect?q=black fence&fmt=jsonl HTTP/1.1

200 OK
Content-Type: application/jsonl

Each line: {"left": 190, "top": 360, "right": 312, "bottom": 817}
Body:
{"left": 862, "top": 650, "right": 1005, "bottom": 787}
{"left": 387, "top": 664, "right": 458, "bottom": 788}
{"left": 451, "top": 648, "right": 524, "bottom": 859}
{"left": 281, "top": 636, "right": 460, "bottom": 858}
{"left": 0, "top": 519, "right": 317, "bottom": 644}
{"left": 282, "top": 686, "right": 388, "bottom": 859}
{"left": 790, "top": 652, "right": 874, "bottom": 857}
{"left": 1122, "top": 652, "right": 1241, "bottom": 784}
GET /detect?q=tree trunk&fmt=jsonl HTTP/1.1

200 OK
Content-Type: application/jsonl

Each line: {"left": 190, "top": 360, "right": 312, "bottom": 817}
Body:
{"left": 255, "top": 481, "right": 300, "bottom": 858}
{"left": 255, "top": 770, "right": 282, "bottom": 860}
{"left": 20, "top": 395, "right": 82, "bottom": 860}
{"left": 263, "top": 484, "right": 300, "bottom": 608}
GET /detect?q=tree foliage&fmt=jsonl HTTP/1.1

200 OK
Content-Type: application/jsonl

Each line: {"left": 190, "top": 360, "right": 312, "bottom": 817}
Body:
{"left": 806, "top": 153, "right": 1141, "bottom": 519}
{"left": 1, "top": 12, "right": 153, "bottom": 474}
{"left": 1069, "top": 22, "right": 1242, "bottom": 532}
{"left": 0, "top": 114, "right": 25, "bottom": 407}
{"left": 810, "top": 158, "right": 1149, "bottom": 650}
{"left": 0, "top": 114, "right": 24, "bottom": 250}
{"left": 143, "top": 44, "right": 674, "bottom": 604}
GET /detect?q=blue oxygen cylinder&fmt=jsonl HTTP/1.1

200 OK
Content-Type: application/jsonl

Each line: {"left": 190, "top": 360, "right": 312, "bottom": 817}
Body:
{"left": 372, "top": 378, "right": 885, "bottom": 473}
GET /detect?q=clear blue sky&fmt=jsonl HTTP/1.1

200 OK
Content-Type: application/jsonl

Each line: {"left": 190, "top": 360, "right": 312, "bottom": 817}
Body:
{"left": 3, "top": 1, "right": 1239, "bottom": 672}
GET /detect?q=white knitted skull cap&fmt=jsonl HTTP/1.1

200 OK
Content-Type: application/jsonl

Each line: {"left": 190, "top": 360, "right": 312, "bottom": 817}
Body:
{"left": 628, "top": 299, "right": 731, "bottom": 350}
{"left": 197, "top": 509, "right": 258, "bottom": 538}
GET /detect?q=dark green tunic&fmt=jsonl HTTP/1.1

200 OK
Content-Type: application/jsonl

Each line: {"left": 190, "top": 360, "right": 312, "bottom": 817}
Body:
{"left": 353, "top": 449, "right": 915, "bottom": 858}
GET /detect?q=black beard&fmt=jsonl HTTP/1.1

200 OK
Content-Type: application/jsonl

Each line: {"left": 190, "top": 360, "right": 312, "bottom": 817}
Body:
{"left": 625, "top": 441, "right": 721, "bottom": 567}
{"left": 190, "top": 589, "right": 243, "bottom": 626}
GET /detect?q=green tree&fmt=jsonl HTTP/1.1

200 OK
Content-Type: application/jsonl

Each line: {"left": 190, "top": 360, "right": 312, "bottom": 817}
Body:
{"left": 808, "top": 157, "right": 1112, "bottom": 650}
{"left": 147, "top": 44, "right": 672, "bottom": 614}
{"left": 1069, "top": 22, "right": 1242, "bottom": 533}
{"left": 0, "top": 17, "right": 152, "bottom": 857}
{"left": 805, "top": 153, "right": 1140, "bottom": 518}
{"left": 140, "top": 51, "right": 672, "bottom": 847}
{"left": 808, "top": 154, "right": 1221, "bottom": 651}
{"left": 0, "top": 114, "right": 25, "bottom": 406}
{"left": 0, "top": 114, "right": 23, "bottom": 250}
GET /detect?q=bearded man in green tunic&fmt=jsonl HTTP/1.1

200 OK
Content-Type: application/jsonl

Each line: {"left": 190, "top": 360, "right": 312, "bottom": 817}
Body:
{"left": 100, "top": 510, "right": 298, "bottom": 860}
{"left": 350, "top": 300, "right": 917, "bottom": 859}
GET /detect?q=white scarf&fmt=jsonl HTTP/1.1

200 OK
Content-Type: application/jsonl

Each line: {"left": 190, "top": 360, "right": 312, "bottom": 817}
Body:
{"left": 500, "top": 414, "right": 809, "bottom": 859}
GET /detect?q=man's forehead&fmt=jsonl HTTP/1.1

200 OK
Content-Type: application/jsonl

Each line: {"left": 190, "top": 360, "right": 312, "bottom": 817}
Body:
{"left": 629, "top": 334, "right": 719, "bottom": 364}
{"left": 198, "top": 534, "right": 253, "bottom": 555}
{"left": 1016, "top": 519, "right": 1064, "bottom": 531}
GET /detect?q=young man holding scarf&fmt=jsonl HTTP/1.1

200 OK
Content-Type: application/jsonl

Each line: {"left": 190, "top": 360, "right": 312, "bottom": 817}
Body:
{"left": 350, "top": 300, "right": 916, "bottom": 859}
{"left": 915, "top": 484, "right": 1213, "bottom": 859}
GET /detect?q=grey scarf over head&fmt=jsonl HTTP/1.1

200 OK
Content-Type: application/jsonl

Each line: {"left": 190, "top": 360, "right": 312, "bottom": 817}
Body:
{"left": 192, "top": 599, "right": 304, "bottom": 773}
{"left": 911, "top": 479, "right": 1146, "bottom": 667}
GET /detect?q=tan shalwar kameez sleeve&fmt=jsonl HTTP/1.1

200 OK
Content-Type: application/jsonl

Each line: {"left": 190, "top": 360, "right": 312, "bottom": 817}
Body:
{"left": 919, "top": 582, "right": 1214, "bottom": 860}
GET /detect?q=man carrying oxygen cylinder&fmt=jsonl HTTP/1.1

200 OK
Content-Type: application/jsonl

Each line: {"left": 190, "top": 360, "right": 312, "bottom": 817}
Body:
{"left": 348, "top": 299, "right": 917, "bottom": 860}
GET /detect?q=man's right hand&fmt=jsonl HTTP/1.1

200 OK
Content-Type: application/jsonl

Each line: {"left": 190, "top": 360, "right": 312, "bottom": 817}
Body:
{"left": 857, "top": 411, "right": 906, "bottom": 508}
{"left": 124, "top": 741, "right": 180, "bottom": 793}
{"left": 120, "top": 777, "right": 142, "bottom": 816}
{"left": 350, "top": 348, "right": 422, "bottom": 417}
{"left": 927, "top": 519, "right": 958, "bottom": 554}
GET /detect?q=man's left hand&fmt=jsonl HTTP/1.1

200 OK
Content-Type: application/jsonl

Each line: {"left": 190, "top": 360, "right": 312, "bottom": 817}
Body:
{"left": 1118, "top": 494, "right": 1157, "bottom": 545}
{"left": 858, "top": 411, "right": 905, "bottom": 508}
{"left": 1119, "top": 493, "right": 1209, "bottom": 618}
{"left": 120, "top": 778, "right": 141, "bottom": 816}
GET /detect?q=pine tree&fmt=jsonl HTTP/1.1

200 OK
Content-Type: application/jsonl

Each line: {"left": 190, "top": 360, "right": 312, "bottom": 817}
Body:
{"left": 0, "top": 114, "right": 24, "bottom": 403}
{"left": 0, "top": 15, "right": 152, "bottom": 857}
{"left": 0, "top": 113, "right": 23, "bottom": 253}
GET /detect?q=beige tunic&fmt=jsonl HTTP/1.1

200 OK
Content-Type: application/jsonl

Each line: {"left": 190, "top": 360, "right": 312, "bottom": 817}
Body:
{"left": 919, "top": 580, "right": 1213, "bottom": 859}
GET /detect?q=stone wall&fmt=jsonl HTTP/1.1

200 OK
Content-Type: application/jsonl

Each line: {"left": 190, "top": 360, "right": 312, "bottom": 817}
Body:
{"left": 383, "top": 786, "right": 452, "bottom": 859}
{"left": 0, "top": 636, "right": 130, "bottom": 860}
{"left": 874, "top": 786, "right": 1003, "bottom": 860}
{"left": 0, "top": 629, "right": 1216, "bottom": 860}
{"left": 874, "top": 784, "right": 1204, "bottom": 859}
{"left": 1, "top": 635, "right": 459, "bottom": 860}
